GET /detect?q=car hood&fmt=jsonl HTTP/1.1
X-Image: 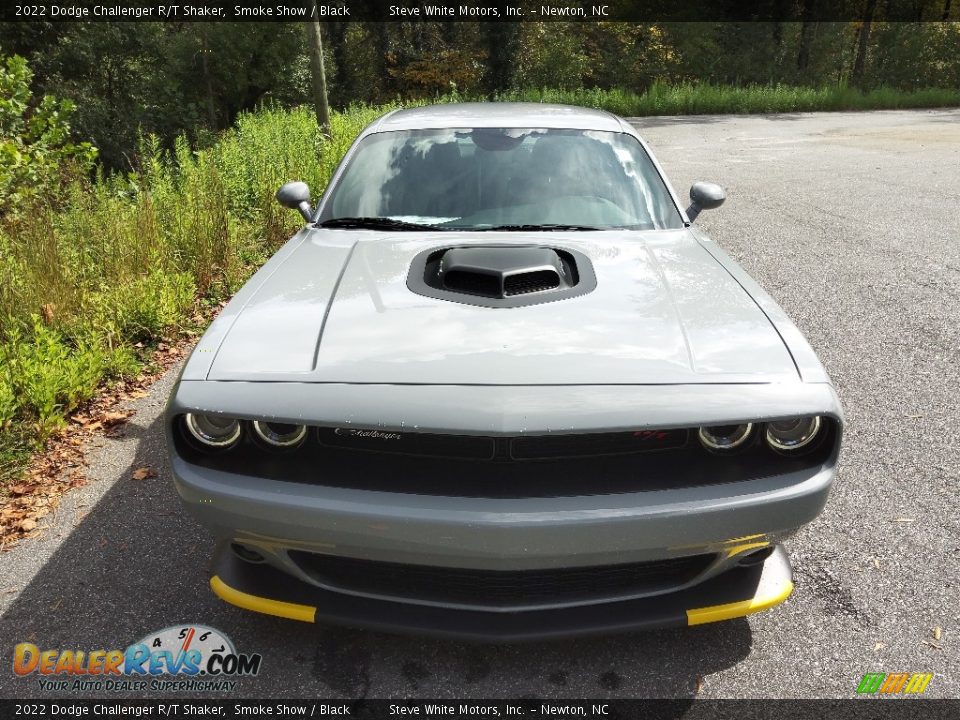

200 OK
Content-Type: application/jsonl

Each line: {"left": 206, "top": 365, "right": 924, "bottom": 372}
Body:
{"left": 198, "top": 229, "right": 798, "bottom": 385}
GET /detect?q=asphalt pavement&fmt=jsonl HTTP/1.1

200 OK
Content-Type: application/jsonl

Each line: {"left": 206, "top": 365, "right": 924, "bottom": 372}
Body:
{"left": 1, "top": 109, "right": 958, "bottom": 700}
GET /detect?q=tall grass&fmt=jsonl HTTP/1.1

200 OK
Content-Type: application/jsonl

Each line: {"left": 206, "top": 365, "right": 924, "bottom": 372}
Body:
{"left": 500, "top": 82, "right": 960, "bottom": 115}
{"left": 0, "top": 102, "right": 405, "bottom": 481}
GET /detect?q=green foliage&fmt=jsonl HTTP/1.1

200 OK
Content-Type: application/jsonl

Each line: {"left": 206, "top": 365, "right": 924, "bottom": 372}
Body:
{"left": 0, "top": 318, "right": 136, "bottom": 441}
{"left": 868, "top": 23, "right": 960, "bottom": 90}
{"left": 0, "top": 53, "right": 97, "bottom": 215}
{"left": 98, "top": 271, "right": 196, "bottom": 345}
{"left": 514, "top": 24, "right": 592, "bottom": 91}
{"left": 499, "top": 82, "right": 960, "bottom": 116}
{"left": 14, "top": 24, "right": 307, "bottom": 170}
{"left": 0, "top": 375, "right": 15, "bottom": 430}
{"left": 6, "top": 21, "right": 960, "bottom": 172}
{"left": 0, "top": 89, "right": 407, "bottom": 476}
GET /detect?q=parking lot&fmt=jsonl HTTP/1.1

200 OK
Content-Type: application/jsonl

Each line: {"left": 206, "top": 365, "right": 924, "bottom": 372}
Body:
{"left": 1, "top": 109, "right": 958, "bottom": 699}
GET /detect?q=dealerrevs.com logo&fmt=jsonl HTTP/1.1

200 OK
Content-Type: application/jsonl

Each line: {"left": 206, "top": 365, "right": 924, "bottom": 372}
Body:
{"left": 13, "top": 625, "right": 262, "bottom": 693}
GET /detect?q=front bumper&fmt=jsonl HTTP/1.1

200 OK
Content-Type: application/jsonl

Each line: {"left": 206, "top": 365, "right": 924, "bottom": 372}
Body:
{"left": 172, "top": 454, "right": 833, "bottom": 575}
{"left": 209, "top": 543, "right": 794, "bottom": 640}
{"left": 172, "top": 453, "right": 831, "bottom": 633}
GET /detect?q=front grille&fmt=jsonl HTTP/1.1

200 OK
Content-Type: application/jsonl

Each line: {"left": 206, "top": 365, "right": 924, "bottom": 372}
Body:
{"left": 314, "top": 428, "right": 688, "bottom": 461}
{"left": 317, "top": 428, "right": 495, "bottom": 460}
{"left": 512, "top": 429, "right": 688, "bottom": 459}
{"left": 177, "top": 420, "right": 836, "bottom": 498}
{"left": 290, "top": 552, "right": 715, "bottom": 607}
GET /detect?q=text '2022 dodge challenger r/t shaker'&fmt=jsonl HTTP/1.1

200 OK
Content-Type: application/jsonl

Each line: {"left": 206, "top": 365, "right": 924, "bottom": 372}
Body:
{"left": 165, "top": 103, "right": 843, "bottom": 639}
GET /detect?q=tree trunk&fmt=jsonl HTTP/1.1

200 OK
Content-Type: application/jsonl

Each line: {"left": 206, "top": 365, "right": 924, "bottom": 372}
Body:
{"left": 200, "top": 29, "right": 218, "bottom": 129}
{"left": 306, "top": 3, "right": 331, "bottom": 134}
{"left": 328, "top": 21, "right": 349, "bottom": 107}
{"left": 852, "top": 0, "right": 877, "bottom": 87}
{"left": 943, "top": 0, "right": 953, "bottom": 21}
{"left": 796, "top": 0, "right": 816, "bottom": 73}
{"left": 373, "top": 23, "right": 391, "bottom": 99}
{"left": 483, "top": 24, "right": 520, "bottom": 97}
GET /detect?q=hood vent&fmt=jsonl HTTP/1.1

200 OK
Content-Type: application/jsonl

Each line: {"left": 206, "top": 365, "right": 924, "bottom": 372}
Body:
{"left": 408, "top": 245, "right": 596, "bottom": 308}
{"left": 441, "top": 247, "right": 567, "bottom": 298}
{"left": 503, "top": 270, "right": 560, "bottom": 296}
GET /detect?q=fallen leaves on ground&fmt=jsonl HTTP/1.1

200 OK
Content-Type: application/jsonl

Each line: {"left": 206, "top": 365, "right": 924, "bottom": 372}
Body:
{"left": 0, "top": 325, "right": 201, "bottom": 550}
{"left": 103, "top": 411, "right": 131, "bottom": 426}
{"left": 131, "top": 467, "right": 157, "bottom": 481}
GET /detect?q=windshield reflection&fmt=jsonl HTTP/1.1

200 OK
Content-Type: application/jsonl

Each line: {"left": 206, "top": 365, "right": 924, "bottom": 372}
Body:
{"left": 319, "top": 128, "right": 684, "bottom": 231}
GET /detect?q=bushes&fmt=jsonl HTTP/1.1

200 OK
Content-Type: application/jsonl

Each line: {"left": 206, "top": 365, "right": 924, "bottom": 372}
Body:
{"left": 0, "top": 97, "right": 406, "bottom": 482}
{"left": 98, "top": 271, "right": 196, "bottom": 345}
{"left": 0, "top": 319, "right": 136, "bottom": 441}
{"left": 0, "top": 54, "right": 97, "bottom": 216}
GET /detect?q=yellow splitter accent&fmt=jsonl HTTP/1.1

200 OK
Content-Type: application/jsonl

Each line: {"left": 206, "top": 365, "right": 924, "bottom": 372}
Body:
{"left": 211, "top": 575, "right": 316, "bottom": 623}
{"left": 686, "top": 579, "right": 794, "bottom": 626}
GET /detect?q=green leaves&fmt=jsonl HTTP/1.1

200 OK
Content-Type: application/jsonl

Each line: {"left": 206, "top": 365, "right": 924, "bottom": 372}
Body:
{"left": 0, "top": 318, "right": 113, "bottom": 441}
{"left": 0, "top": 53, "right": 97, "bottom": 217}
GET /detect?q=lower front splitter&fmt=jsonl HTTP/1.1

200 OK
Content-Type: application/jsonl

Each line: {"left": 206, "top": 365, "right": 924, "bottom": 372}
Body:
{"left": 209, "top": 545, "right": 794, "bottom": 641}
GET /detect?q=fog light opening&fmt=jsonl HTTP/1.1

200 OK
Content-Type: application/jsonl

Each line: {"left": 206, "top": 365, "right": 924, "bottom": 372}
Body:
{"left": 737, "top": 546, "right": 775, "bottom": 567}
{"left": 231, "top": 543, "right": 266, "bottom": 564}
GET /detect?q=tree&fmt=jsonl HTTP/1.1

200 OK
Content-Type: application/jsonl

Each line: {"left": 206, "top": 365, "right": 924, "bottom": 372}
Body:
{"left": 483, "top": 24, "right": 520, "bottom": 95}
{"left": 852, "top": 0, "right": 878, "bottom": 86}
{"left": 0, "top": 54, "right": 96, "bottom": 215}
{"left": 306, "top": 3, "right": 331, "bottom": 134}
{"left": 797, "top": 0, "right": 817, "bottom": 74}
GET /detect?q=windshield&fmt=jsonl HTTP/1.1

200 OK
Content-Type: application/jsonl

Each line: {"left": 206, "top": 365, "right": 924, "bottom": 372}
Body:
{"left": 318, "top": 128, "right": 684, "bottom": 231}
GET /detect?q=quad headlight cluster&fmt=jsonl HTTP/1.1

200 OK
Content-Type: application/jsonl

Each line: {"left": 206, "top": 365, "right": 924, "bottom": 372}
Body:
{"left": 698, "top": 416, "right": 825, "bottom": 455}
{"left": 183, "top": 413, "right": 307, "bottom": 450}
{"left": 183, "top": 412, "right": 828, "bottom": 457}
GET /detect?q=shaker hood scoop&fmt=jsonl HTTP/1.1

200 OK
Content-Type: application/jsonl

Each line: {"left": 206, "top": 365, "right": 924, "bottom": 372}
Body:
{"left": 407, "top": 244, "right": 598, "bottom": 308}
{"left": 205, "top": 231, "right": 799, "bottom": 385}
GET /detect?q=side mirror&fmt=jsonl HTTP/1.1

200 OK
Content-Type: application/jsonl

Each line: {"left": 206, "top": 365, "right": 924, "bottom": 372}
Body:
{"left": 686, "top": 182, "right": 726, "bottom": 222}
{"left": 276, "top": 181, "right": 314, "bottom": 222}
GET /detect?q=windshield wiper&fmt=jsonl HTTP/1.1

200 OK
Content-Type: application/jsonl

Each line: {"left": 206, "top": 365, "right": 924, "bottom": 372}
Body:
{"left": 471, "top": 223, "right": 603, "bottom": 232}
{"left": 319, "top": 217, "right": 442, "bottom": 231}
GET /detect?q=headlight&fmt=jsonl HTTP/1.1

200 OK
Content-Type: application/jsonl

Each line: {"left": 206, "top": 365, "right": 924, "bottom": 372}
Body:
{"left": 252, "top": 420, "right": 308, "bottom": 448}
{"left": 766, "top": 416, "right": 822, "bottom": 453}
{"left": 698, "top": 423, "right": 753, "bottom": 452}
{"left": 185, "top": 413, "right": 242, "bottom": 448}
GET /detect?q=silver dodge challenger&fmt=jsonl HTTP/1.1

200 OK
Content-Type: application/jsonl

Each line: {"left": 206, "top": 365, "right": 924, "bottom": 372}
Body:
{"left": 165, "top": 103, "right": 843, "bottom": 639}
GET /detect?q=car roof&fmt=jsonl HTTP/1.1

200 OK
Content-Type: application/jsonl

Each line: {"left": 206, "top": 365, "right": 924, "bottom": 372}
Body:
{"left": 373, "top": 102, "right": 626, "bottom": 133}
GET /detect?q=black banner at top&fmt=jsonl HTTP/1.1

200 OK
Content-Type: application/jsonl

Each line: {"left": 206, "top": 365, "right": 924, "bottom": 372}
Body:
{"left": 1, "top": 0, "right": 958, "bottom": 22}
{"left": 0, "top": 700, "right": 957, "bottom": 720}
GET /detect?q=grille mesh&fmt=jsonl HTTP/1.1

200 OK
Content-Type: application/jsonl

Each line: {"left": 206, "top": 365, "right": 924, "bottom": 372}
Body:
{"left": 504, "top": 270, "right": 561, "bottom": 296}
{"left": 291, "top": 552, "right": 715, "bottom": 606}
{"left": 316, "top": 428, "right": 688, "bottom": 461}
